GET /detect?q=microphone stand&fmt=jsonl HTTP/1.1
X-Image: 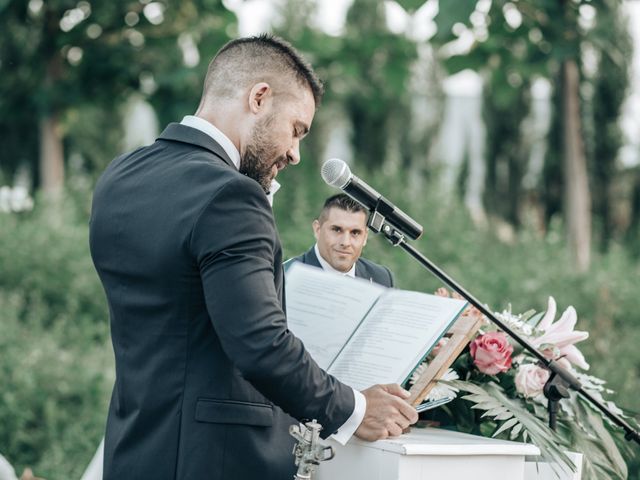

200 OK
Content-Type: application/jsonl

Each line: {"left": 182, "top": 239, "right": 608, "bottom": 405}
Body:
{"left": 365, "top": 207, "right": 640, "bottom": 445}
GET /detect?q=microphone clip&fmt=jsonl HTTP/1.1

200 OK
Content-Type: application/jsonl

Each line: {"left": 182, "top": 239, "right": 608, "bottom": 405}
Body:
{"left": 367, "top": 201, "right": 406, "bottom": 247}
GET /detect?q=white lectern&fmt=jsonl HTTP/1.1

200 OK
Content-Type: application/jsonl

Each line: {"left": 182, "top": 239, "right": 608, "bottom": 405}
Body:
{"left": 317, "top": 427, "right": 540, "bottom": 480}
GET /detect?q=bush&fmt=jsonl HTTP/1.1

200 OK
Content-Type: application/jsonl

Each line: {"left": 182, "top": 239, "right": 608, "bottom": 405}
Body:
{"left": 0, "top": 201, "right": 112, "bottom": 478}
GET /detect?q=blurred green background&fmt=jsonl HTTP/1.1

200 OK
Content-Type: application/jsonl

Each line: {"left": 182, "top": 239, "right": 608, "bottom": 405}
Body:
{"left": 1, "top": 0, "right": 640, "bottom": 478}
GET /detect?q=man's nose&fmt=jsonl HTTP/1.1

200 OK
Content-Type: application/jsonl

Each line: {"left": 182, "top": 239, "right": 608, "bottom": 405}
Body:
{"left": 287, "top": 140, "right": 301, "bottom": 165}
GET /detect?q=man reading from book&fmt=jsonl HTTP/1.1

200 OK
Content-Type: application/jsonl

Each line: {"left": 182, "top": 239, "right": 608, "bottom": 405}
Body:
{"left": 286, "top": 193, "right": 394, "bottom": 287}
{"left": 90, "top": 35, "right": 417, "bottom": 480}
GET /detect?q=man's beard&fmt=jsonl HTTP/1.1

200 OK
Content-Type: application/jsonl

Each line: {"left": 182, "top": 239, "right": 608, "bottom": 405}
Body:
{"left": 240, "top": 115, "right": 285, "bottom": 193}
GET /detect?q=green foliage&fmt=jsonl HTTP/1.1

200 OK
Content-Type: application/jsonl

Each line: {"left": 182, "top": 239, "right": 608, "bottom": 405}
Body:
{"left": 394, "top": 0, "right": 429, "bottom": 13}
{"left": 340, "top": 0, "right": 418, "bottom": 170}
{"left": 450, "top": 380, "right": 576, "bottom": 477}
{"left": 568, "top": 394, "right": 629, "bottom": 479}
{"left": 0, "top": 201, "right": 112, "bottom": 478}
{"left": 433, "top": 0, "right": 477, "bottom": 43}
{"left": 589, "top": 5, "right": 633, "bottom": 250}
{"left": 274, "top": 0, "right": 420, "bottom": 171}
{"left": 445, "top": 375, "right": 633, "bottom": 479}
{"left": 0, "top": 0, "right": 236, "bottom": 181}
{"left": 433, "top": 0, "right": 633, "bottom": 248}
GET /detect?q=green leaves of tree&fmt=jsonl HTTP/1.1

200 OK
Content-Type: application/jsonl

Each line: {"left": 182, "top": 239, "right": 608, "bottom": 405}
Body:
{"left": 433, "top": 0, "right": 477, "bottom": 42}
{"left": 0, "top": 0, "right": 236, "bottom": 179}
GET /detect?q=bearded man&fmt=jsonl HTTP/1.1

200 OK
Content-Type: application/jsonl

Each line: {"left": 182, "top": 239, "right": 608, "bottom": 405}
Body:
{"left": 89, "top": 35, "right": 417, "bottom": 480}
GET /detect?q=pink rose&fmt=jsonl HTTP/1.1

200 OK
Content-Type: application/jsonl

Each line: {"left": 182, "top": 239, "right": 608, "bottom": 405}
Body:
{"left": 515, "top": 364, "right": 550, "bottom": 398}
{"left": 470, "top": 332, "right": 513, "bottom": 375}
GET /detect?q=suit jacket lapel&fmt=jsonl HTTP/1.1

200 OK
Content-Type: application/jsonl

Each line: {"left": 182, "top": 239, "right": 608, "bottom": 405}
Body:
{"left": 302, "top": 247, "right": 322, "bottom": 268}
{"left": 355, "top": 260, "right": 370, "bottom": 282}
{"left": 158, "top": 123, "right": 236, "bottom": 169}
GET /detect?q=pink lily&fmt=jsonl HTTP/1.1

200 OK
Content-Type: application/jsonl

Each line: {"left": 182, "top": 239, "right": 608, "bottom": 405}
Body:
{"left": 532, "top": 297, "right": 589, "bottom": 370}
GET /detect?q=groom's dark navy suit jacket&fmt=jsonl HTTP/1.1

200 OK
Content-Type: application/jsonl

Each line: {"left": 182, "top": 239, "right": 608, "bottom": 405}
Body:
{"left": 89, "top": 123, "right": 354, "bottom": 480}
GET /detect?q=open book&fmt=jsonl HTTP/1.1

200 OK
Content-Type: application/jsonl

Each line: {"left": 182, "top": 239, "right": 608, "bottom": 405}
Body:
{"left": 285, "top": 263, "right": 467, "bottom": 391}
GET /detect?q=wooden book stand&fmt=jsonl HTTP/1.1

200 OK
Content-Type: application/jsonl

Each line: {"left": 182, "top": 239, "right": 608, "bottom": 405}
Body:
{"left": 408, "top": 313, "right": 485, "bottom": 406}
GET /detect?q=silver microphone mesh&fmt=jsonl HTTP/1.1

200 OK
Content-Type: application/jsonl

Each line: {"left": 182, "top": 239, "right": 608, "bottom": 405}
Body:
{"left": 321, "top": 158, "right": 352, "bottom": 188}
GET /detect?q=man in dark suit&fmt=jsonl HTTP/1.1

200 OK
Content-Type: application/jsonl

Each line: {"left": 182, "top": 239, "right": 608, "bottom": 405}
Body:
{"left": 89, "top": 35, "right": 417, "bottom": 480}
{"left": 286, "top": 194, "right": 394, "bottom": 287}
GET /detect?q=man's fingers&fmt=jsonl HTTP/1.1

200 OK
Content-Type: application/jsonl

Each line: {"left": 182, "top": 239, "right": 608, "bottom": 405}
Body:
{"left": 396, "top": 398, "right": 419, "bottom": 424}
{"left": 380, "top": 386, "right": 419, "bottom": 424}
{"left": 356, "top": 383, "right": 419, "bottom": 442}
{"left": 387, "top": 422, "right": 403, "bottom": 437}
{"left": 381, "top": 383, "right": 411, "bottom": 399}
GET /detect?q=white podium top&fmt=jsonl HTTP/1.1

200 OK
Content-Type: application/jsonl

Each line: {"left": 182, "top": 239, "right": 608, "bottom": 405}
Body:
{"left": 348, "top": 427, "right": 541, "bottom": 456}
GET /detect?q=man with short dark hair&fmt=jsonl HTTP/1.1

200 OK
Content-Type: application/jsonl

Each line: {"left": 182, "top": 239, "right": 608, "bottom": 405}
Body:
{"left": 90, "top": 35, "right": 416, "bottom": 480}
{"left": 287, "top": 194, "right": 394, "bottom": 287}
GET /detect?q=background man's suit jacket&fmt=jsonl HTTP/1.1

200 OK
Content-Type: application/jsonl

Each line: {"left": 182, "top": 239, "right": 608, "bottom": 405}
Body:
{"left": 89, "top": 124, "right": 354, "bottom": 480}
{"left": 286, "top": 247, "right": 394, "bottom": 287}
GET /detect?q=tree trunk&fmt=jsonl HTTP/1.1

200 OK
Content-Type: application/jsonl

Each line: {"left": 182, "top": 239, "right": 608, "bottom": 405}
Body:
{"left": 562, "top": 60, "right": 591, "bottom": 272}
{"left": 39, "top": 111, "right": 65, "bottom": 196}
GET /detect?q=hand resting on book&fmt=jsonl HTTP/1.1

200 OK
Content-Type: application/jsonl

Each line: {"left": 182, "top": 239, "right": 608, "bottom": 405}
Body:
{"left": 354, "top": 383, "right": 419, "bottom": 441}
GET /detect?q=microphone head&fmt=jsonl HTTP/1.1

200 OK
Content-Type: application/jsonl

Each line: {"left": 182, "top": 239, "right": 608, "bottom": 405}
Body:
{"left": 321, "top": 158, "right": 352, "bottom": 188}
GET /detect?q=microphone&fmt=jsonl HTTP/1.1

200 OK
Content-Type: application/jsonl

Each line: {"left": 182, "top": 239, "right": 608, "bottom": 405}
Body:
{"left": 321, "top": 158, "right": 423, "bottom": 240}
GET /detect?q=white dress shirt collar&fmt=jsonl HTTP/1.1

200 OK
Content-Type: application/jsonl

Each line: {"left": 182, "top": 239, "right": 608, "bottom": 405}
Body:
{"left": 181, "top": 115, "right": 240, "bottom": 169}
{"left": 180, "top": 115, "right": 281, "bottom": 205}
{"left": 314, "top": 243, "right": 356, "bottom": 278}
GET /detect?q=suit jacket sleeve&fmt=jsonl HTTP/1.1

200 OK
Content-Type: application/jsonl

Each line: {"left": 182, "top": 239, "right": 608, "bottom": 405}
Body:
{"left": 190, "top": 176, "right": 354, "bottom": 436}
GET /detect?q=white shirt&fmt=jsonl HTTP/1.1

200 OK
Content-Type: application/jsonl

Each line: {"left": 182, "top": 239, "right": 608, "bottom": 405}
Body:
{"left": 180, "top": 115, "right": 280, "bottom": 205}
{"left": 180, "top": 115, "right": 364, "bottom": 444}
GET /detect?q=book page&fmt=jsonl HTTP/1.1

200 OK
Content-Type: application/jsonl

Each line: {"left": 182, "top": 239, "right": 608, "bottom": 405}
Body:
{"left": 327, "top": 291, "right": 466, "bottom": 391}
{"left": 285, "top": 263, "right": 386, "bottom": 370}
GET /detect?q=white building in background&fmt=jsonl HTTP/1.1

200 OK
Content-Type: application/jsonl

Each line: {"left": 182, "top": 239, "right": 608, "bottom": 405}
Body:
{"left": 436, "top": 69, "right": 487, "bottom": 223}
{"left": 122, "top": 94, "right": 159, "bottom": 152}
{"left": 620, "top": 0, "right": 640, "bottom": 169}
{"left": 522, "top": 78, "right": 552, "bottom": 189}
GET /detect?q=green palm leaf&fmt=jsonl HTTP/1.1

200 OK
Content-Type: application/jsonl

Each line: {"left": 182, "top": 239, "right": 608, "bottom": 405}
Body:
{"left": 562, "top": 394, "right": 628, "bottom": 480}
{"left": 447, "top": 380, "right": 576, "bottom": 478}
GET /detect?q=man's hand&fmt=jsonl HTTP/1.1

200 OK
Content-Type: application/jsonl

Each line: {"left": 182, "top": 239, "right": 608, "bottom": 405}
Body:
{"left": 354, "top": 384, "right": 419, "bottom": 441}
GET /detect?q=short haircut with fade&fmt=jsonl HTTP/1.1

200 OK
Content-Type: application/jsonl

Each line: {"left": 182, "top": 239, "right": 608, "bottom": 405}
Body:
{"left": 318, "top": 194, "right": 368, "bottom": 223}
{"left": 201, "top": 34, "right": 324, "bottom": 107}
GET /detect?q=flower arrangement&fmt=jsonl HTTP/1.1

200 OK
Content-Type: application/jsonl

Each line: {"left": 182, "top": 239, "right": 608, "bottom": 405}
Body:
{"left": 409, "top": 291, "right": 638, "bottom": 479}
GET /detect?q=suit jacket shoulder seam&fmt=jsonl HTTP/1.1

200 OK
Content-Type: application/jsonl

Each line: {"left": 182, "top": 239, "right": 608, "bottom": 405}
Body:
{"left": 187, "top": 174, "right": 267, "bottom": 254}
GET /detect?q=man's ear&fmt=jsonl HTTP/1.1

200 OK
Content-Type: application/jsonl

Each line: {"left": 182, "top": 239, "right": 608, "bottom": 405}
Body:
{"left": 363, "top": 228, "right": 368, "bottom": 247}
{"left": 312, "top": 219, "right": 320, "bottom": 239}
{"left": 248, "top": 82, "right": 271, "bottom": 113}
